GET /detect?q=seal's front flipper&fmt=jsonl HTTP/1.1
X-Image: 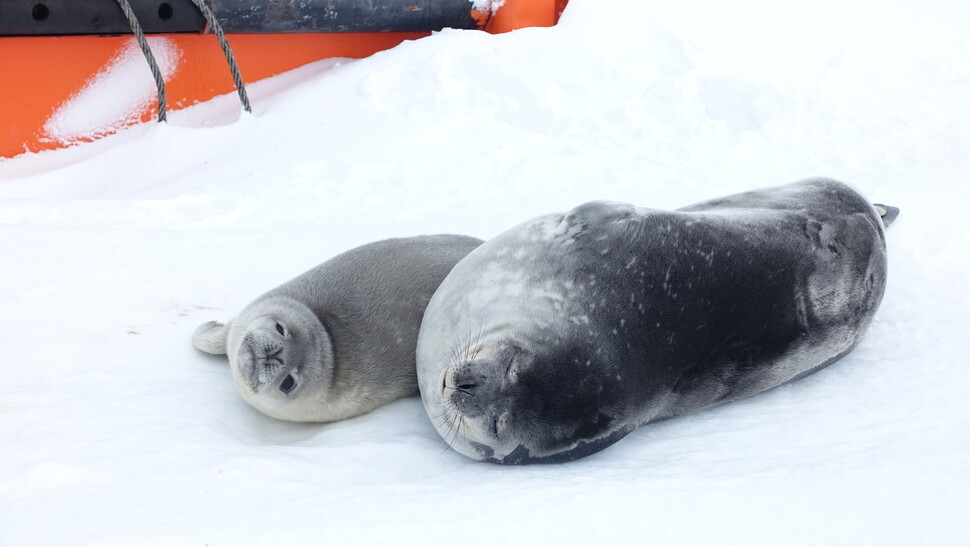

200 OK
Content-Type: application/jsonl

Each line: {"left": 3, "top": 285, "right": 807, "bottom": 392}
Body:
{"left": 192, "top": 320, "right": 230, "bottom": 355}
{"left": 873, "top": 203, "right": 900, "bottom": 228}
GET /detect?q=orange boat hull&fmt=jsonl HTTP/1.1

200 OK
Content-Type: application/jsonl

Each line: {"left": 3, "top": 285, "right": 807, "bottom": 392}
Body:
{"left": 0, "top": 0, "right": 567, "bottom": 159}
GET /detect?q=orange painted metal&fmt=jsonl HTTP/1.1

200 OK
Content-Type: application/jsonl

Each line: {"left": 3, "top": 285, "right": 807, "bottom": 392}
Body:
{"left": 0, "top": 0, "right": 567, "bottom": 159}
{"left": 486, "top": 0, "right": 568, "bottom": 33}
{"left": 0, "top": 33, "right": 429, "bottom": 158}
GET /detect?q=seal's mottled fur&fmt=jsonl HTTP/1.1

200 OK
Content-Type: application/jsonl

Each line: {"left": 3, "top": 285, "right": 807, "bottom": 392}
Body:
{"left": 418, "top": 179, "right": 893, "bottom": 463}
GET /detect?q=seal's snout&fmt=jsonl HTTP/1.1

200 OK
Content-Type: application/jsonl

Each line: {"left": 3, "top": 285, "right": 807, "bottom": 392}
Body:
{"left": 452, "top": 366, "right": 487, "bottom": 394}
{"left": 235, "top": 331, "right": 288, "bottom": 390}
{"left": 449, "top": 362, "right": 504, "bottom": 417}
{"left": 241, "top": 332, "right": 283, "bottom": 367}
{"left": 455, "top": 376, "right": 478, "bottom": 393}
{"left": 263, "top": 346, "right": 283, "bottom": 366}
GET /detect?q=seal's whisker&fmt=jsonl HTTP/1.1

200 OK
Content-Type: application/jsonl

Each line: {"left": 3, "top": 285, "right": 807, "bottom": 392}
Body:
{"left": 450, "top": 414, "right": 464, "bottom": 452}
{"left": 428, "top": 408, "right": 453, "bottom": 429}
{"left": 464, "top": 324, "right": 478, "bottom": 357}
{"left": 456, "top": 331, "right": 469, "bottom": 363}
{"left": 474, "top": 323, "right": 484, "bottom": 355}
{"left": 435, "top": 412, "right": 462, "bottom": 457}
{"left": 448, "top": 331, "right": 464, "bottom": 367}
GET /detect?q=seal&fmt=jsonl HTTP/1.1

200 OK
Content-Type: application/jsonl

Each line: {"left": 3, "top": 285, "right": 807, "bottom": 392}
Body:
{"left": 193, "top": 234, "right": 482, "bottom": 422}
{"left": 416, "top": 178, "right": 897, "bottom": 463}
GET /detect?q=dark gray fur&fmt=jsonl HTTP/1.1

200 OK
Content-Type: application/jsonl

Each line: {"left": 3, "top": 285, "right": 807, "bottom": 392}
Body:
{"left": 417, "top": 178, "right": 894, "bottom": 463}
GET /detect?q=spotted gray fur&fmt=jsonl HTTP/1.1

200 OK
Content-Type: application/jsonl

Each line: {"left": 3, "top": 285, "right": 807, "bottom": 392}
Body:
{"left": 417, "top": 179, "right": 894, "bottom": 463}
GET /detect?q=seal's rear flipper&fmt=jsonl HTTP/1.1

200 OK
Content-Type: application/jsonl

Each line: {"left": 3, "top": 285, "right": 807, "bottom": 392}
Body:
{"left": 192, "top": 320, "right": 230, "bottom": 355}
{"left": 873, "top": 203, "right": 900, "bottom": 228}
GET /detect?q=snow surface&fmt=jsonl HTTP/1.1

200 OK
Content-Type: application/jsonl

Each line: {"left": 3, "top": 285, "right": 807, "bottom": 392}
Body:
{"left": 2, "top": 0, "right": 969, "bottom": 544}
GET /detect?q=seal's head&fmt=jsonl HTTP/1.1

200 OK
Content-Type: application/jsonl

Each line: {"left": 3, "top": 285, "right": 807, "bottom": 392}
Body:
{"left": 418, "top": 205, "right": 639, "bottom": 464}
{"left": 424, "top": 333, "right": 631, "bottom": 464}
{"left": 193, "top": 296, "right": 336, "bottom": 422}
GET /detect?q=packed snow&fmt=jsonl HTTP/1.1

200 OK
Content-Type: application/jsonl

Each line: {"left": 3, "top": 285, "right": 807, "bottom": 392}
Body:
{"left": 2, "top": 0, "right": 969, "bottom": 544}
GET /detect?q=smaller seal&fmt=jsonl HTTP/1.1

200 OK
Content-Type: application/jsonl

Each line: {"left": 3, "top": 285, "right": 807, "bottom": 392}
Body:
{"left": 193, "top": 234, "right": 482, "bottom": 422}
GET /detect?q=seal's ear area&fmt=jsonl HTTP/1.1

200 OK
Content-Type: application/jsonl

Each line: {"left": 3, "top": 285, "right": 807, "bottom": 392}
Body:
{"left": 192, "top": 321, "right": 229, "bottom": 355}
{"left": 873, "top": 203, "right": 901, "bottom": 228}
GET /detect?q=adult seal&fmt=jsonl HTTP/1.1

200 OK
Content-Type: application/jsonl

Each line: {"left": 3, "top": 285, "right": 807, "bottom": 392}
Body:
{"left": 416, "top": 178, "right": 897, "bottom": 464}
{"left": 193, "top": 234, "right": 482, "bottom": 422}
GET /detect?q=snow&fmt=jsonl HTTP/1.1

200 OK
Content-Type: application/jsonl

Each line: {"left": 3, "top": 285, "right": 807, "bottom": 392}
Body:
{"left": 1, "top": 0, "right": 969, "bottom": 544}
{"left": 44, "top": 37, "right": 181, "bottom": 145}
{"left": 472, "top": 0, "right": 503, "bottom": 11}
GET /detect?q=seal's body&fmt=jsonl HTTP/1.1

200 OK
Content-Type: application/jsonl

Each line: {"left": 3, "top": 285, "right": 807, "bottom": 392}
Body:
{"left": 193, "top": 235, "right": 482, "bottom": 422}
{"left": 417, "top": 179, "right": 894, "bottom": 463}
